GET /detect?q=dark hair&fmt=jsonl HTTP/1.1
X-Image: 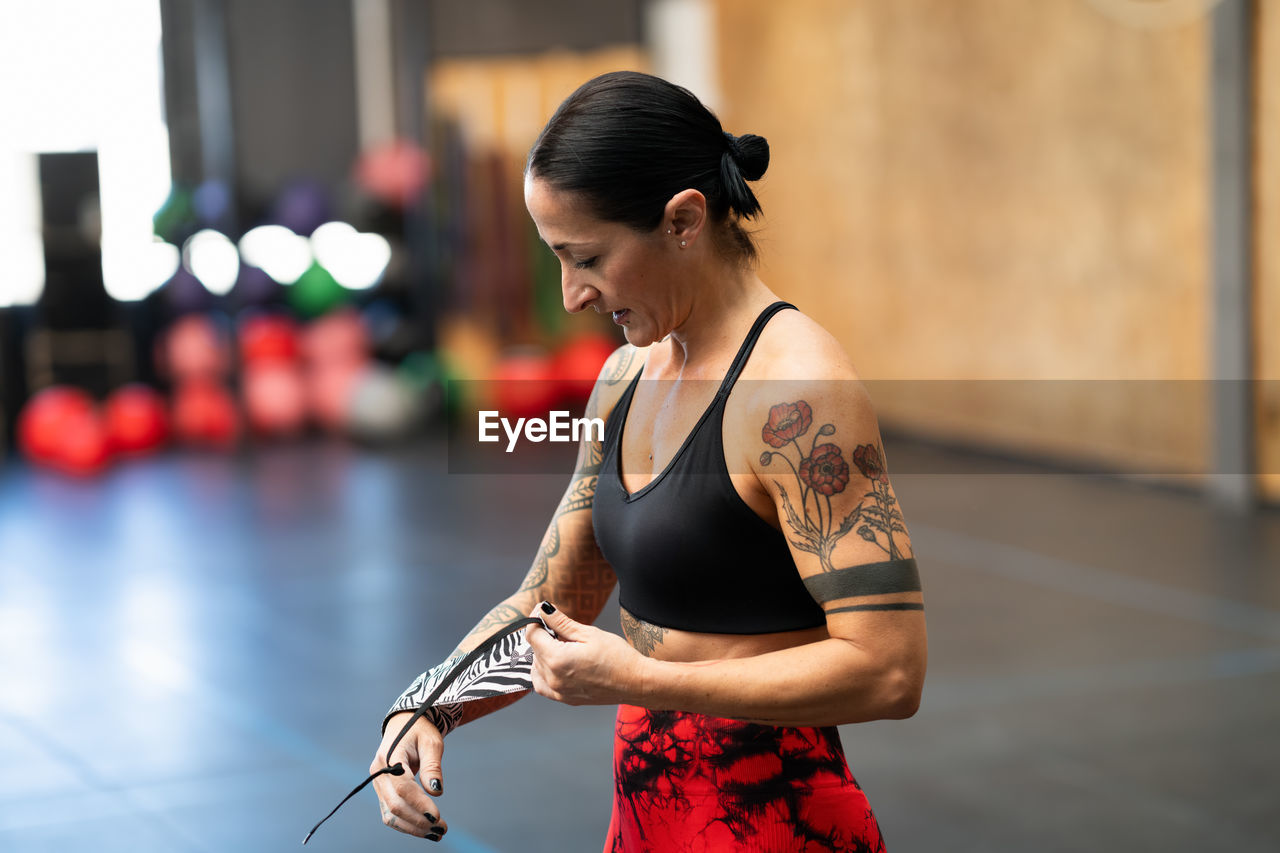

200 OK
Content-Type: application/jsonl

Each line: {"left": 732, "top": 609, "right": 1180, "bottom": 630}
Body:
{"left": 526, "top": 71, "right": 769, "bottom": 264}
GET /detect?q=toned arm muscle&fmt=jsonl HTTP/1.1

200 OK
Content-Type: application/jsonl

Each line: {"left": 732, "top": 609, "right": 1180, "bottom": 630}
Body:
{"left": 441, "top": 346, "right": 637, "bottom": 724}
{"left": 637, "top": 379, "right": 927, "bottom": 725}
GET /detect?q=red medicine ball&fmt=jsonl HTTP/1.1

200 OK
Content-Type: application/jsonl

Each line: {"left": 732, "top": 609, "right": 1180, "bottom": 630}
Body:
{"left": 17, "top": 386, "right": 95, "bottom": 464}
{"left": 104, "top": 384, "right": 170, "bottom": 455}
{"left": 173, "top": 380, "right": 240, "bottom": 448}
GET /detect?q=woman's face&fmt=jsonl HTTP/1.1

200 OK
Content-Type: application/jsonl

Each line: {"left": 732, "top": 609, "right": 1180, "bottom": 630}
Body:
{"left": 524, "top": 175, "right": 673, "bottom": 347}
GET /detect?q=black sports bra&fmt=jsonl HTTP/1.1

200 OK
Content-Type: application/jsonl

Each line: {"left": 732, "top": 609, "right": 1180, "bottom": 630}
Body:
{"left": 592, "top": 301, "right": 828, "bottom": 634}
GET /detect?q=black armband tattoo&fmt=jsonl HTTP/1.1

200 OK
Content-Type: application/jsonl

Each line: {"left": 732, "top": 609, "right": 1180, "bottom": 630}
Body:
{"left": 803, "top": 557, "right": 921, "bottom": 603}
{"left": 826, "top": 602, "right": 924, "bottom": 614}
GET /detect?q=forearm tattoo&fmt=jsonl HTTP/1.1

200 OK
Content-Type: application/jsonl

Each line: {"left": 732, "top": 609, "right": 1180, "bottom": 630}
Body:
{"left": 382, "top": 356, "right": 634, "bottom": 742}
{"left": 462, "top": 604, "right": 524, "bottom": 646}
{"left": 563, "top": 473, "right": 598, "bottom": 509}
{"left": 620, "top": 609, "right": 667, "bottom": 656}
{"left": 516, "top": 473, "right": 615, "bottom": 617}
{"left": 759, "top": 400, "right": 912, "bottom": 572}
{"left": 555, "top": 539, "right": 616, "bottom": 617}
{"left": 520, "top": 474, "right": 598, "bottom": 592}
{"left": 573, "top": 381, "right": 605, "bottom": 475}
{"left": 520, "top": 362, "right": 609, "bottom": 592}
{"left": 517, "top": 377, "right": 616, "bottom": 616}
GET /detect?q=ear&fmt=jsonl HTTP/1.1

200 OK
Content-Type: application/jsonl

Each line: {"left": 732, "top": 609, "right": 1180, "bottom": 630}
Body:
{"left": 663, "top": 189, "right": 708, "bottom": 247}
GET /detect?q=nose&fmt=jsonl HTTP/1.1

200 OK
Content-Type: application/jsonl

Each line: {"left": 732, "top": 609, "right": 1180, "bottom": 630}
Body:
{"left": 561, "top": 272, "right": 597, "bottom": 314}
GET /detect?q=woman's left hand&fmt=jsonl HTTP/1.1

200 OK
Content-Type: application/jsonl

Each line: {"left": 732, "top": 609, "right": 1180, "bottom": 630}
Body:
{"left": 524, "top": 602, "right": 648, "bottom": 706}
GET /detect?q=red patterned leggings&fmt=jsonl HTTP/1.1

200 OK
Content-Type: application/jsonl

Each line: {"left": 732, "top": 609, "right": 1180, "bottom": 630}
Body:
{"left": 604, "top": 704, "right": 886, "bottom": 852}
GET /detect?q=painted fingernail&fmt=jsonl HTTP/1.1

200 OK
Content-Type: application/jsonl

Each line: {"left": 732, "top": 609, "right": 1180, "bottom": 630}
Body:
{"left": 428, "top": 778, "right": 442, "bottom": 794}
{"left": 423, "top": 811, "right": 437, "bottom": 823}
{"left": 427, "top": 832, "right": 442, "bottom": 842}
{"left": 541, "top": 601, "right": 555, "bottom": 614}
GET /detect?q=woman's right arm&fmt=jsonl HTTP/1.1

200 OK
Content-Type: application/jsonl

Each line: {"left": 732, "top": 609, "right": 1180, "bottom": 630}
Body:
{"left": 441, "top": 343, "right": 640, "bottom": 652}
{"left": 370, "top": 344, "right": 641, "bottom": 840}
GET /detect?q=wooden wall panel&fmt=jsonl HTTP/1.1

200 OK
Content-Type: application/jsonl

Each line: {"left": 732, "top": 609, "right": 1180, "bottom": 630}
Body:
{"left": 430, "top": 46, "right": 648, "bottom": 163}
{"left": 715, "top": 0, "right": 1211, "bottom": 479}
{"left": 426, "top": 47, "right": 648, "bottom": 358}
{"left": 1258, "top": 0, "right": 1280, "bottom": 501}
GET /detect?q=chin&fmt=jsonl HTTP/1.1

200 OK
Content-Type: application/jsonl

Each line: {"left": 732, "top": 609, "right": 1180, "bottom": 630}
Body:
{"left": 621, "top": 326, "right": 648, "bottom": 347}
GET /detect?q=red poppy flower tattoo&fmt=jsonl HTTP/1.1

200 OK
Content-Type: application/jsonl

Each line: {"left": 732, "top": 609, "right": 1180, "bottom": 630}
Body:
{"left": 800, "top": 444, "right": 850, "bottom": 496}
{"left": 760, "top": 401, "right": 907, "bottom": 570}
{"left": 852, "top": 444, "right": 890, "bottom": 484}
{"left": 761, "top": 401, "right": 812, "bottom": 448}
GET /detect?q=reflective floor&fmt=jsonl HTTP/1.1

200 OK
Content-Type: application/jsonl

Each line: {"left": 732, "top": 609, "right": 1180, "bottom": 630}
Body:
{"left": 1, "top": 437, "right": 1277, "bottom": 852}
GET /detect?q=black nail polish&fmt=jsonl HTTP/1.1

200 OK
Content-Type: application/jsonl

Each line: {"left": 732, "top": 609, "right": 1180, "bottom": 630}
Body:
{"left": 428, "top": 778, "right": 442, "bottom": 794}
{"left": 423, "top": 812, "right": 437, "bottom": 823}
{"left": 541, "top": 601, "right": 555, "bottom": 614}
{"left": 427, "top": 832, "right": 442, "bottom": 842}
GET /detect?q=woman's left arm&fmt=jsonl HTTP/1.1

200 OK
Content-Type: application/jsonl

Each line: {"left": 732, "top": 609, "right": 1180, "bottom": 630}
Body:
{"left": 526, "top": 376, "right": 927, "bottom": 727}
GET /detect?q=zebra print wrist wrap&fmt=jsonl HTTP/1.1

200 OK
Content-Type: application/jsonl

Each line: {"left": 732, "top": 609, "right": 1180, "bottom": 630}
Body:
{"left": 382, "top": 655, "right": 467, "bottom": 738}
{"left": 305, "top": 616, "right": 554, "bottom": 844}
{"left": 382, "top": 618, "right": 541, "bottom": 737}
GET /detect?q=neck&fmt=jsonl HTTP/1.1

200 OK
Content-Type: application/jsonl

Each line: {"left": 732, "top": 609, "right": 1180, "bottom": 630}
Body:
{"left": 663, "top": 262, "right": 776, "bottom": 373}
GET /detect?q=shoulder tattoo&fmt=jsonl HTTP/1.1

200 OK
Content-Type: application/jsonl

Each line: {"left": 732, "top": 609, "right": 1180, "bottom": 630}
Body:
{"left": 602, "top": 347, "right": 638, "bottom": 385}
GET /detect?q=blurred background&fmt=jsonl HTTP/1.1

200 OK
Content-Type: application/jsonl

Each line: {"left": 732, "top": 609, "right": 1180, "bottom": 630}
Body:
{"left": 1, "top": 1, "right": 1277, "bottom": 851}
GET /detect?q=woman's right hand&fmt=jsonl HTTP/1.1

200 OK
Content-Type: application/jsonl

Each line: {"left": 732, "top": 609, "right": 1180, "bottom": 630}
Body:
{"left": 371, "top": 711, "right": 449, "bottom": 841}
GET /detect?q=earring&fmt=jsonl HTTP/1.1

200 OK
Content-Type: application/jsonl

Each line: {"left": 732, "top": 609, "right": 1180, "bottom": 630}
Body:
{"left": 666, "top": 229, "right": 672, "bottom": 235}
{"left": 680, "top": 240, "right": 687, "bottom": 248}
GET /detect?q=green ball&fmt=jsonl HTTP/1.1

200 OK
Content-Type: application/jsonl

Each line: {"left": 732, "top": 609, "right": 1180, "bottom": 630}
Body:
{"left": 288, "top": 261, "right": 347, "bottom": 318}
{"left": 400, "top": 350, "right": 463, "bottom": 423}
{"left": 153, "top": 185, "right": 196, "bottom": 243}
{"left": 398, "top": 350, "right": 442, "bottom": 390}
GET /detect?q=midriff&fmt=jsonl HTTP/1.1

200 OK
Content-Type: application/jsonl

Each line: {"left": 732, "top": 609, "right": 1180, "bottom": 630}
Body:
{"left": 623, "top": 608, "right": 830, "bottom": 662}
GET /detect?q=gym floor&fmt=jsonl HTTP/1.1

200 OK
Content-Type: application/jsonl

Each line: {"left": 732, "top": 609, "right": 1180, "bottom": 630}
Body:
{"left": 1, "top": 435, "right": 1277, "bottom": 852}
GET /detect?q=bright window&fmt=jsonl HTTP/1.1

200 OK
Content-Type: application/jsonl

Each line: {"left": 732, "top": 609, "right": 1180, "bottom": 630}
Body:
{"left": 0, "top": 0, "right": 172, "bottom": 305}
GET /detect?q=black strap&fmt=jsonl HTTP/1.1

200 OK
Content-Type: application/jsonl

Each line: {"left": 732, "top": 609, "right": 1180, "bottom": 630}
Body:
{"left": 716, "top": 301, "right": 795, "bottom": 401}
{"left": 302, "top": 617, "right": 546, "bottom": 845}
{"left": 301, "top": 764, "right": 404, "bottom": 845}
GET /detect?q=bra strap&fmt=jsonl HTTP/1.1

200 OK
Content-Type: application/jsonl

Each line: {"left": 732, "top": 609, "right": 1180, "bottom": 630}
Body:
{"left": 715, "top": 301, "right": 796, "bottom": 401}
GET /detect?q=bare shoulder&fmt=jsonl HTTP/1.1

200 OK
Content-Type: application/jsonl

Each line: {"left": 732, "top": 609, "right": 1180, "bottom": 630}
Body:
{"left": 745, "top": 307, "right": 860, "bottom": 382}
{"left": 730, "top": 306, "right": 873, "bottom": 419}
{"left": 722, "top": 306, "right": 887, "bottom": 501}
{"left": 724, "top": 306, "right": 914, "bottom": 571}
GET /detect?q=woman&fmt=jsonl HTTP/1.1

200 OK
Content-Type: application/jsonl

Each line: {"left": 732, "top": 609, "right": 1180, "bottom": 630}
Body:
{"left": 372, "top": 71, "right": 926, "bottom": 851}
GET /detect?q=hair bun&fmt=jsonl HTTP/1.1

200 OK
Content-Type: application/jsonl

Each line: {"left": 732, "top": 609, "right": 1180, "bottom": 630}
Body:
{"left": 719, "top": 131, "right": 768, "bottom": 220}
{"left": 728, "top": 133, "right": 769, "bottom": 181}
